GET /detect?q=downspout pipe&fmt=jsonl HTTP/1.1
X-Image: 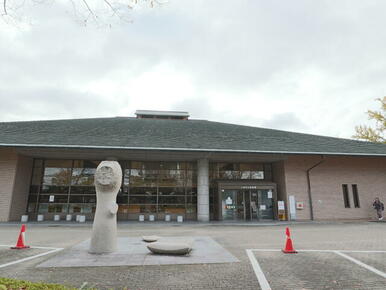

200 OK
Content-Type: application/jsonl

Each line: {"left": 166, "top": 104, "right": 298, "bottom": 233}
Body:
{"left": 306, "top": 156, "right": 325, "bottom": 221}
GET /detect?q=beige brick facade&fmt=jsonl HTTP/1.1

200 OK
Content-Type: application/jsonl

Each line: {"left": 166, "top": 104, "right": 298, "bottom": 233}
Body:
{"left": 9, "top": 154, "right": 33, "bottom": 221}
{"left": 0, "top": 148, "right": 19, "bottom": 221}
{"left": 0, "top": 148, "right": 386, "bottom": 222}
{"left": 0, "top": 148, "right": 33, "bottom": 222}
{"left": 283, "top": 155, "right": 386, "bottom": 221}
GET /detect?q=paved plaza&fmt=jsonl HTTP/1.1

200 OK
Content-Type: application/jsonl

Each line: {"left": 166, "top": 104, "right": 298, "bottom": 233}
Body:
{"left": 0, "top": 221, "right": 386, "bottom": 289}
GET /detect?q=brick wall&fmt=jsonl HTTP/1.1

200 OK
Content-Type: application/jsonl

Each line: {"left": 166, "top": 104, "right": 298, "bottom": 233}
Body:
{"left": 284, "top": 155, "right": 386, "bottom": 221}
{"left": 0, "top": 148, "right": 33, "bottom": 222}
{"left": 9, "top": 154, "right": 33, "bottom": 221}
{"left": 0, "top": 148, "right": 18, "bottom": 222}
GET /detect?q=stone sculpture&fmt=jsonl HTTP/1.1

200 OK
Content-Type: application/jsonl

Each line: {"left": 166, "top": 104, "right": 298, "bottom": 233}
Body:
{"left": 147, "top": 241, "right": 193, "bottom": 255}
{"left": 89, "top": 161, "right": 122, "bottom": 254}
{"left": 142, "top": 235, "right": 159, "bottom": 243}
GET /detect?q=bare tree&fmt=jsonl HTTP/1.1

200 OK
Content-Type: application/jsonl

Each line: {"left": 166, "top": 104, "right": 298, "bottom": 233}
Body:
{"left": 1, "top": 0, "right": 166, "bottom": 26}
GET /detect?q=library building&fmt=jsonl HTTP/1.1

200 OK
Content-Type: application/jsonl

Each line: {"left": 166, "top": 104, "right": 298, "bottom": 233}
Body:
{"left": 0, "top": 110, "right": 385, "bottom": 222}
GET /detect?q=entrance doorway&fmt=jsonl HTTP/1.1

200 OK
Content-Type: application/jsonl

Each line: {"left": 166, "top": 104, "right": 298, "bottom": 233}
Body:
{"left": 221, "top": 187, "right": 275, "bottom": 221}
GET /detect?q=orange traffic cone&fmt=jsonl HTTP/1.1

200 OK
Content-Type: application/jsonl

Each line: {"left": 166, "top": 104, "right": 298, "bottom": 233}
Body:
{"left": 282, "top": 227, "right": 297, "bottom": 254}
{"left": 11, "top": 224, "right": 30, "bottom": 249}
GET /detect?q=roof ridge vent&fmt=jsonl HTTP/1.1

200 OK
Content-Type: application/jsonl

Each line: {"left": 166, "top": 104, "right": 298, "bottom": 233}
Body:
{"left": 135, "top": 110, "right": 189, "bottom": 120}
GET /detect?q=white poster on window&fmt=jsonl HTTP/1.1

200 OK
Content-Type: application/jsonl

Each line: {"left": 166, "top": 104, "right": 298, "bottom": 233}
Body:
{"left": 260, "top": 204, "right": 266, "bottom": 210}
{"left": 267, "top": 190, "right": 273, "bottom": 199}
{"left": 278, "top": 201, "right": 285, "bottom": 210}
{"left": 49, "top": 195, "right": 55, "bottom": 202}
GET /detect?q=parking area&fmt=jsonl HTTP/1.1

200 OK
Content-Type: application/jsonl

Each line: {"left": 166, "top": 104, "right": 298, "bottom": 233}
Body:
{"left": 0, "top": 221, "right": 385, "bottom": 289}
{"left": 247, "top": 249, "right": 386, "bottom": 289}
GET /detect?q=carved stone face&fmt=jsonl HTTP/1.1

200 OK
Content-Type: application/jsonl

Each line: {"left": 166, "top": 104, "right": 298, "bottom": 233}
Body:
{"left": 95, "top": 166, "right": 115, "bottom": 186}
{"left": 94, "top": 161, "right": 122, "bottom": 193}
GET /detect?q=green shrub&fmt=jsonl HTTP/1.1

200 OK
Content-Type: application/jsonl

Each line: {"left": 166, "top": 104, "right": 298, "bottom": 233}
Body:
{"left": 0, "top": 277, "right": 76, "bottom": 290}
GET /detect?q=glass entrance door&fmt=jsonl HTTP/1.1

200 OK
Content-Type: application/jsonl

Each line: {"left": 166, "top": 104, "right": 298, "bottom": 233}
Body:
{"left": 221, "top": 187, "right": 274, "bottom": 221}
{"left": 222, "top": 189, "right": 244, "bottom": 220}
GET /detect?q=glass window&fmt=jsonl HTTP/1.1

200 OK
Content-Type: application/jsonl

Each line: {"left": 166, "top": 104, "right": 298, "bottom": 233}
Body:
{"left": 158, "top": 205, "right": 185, "bottom": 214}
{"left": 342, "top": 184, "right": 350, "bottom": 208}
{"left": 186, "top": 187, "right": 197, "bottom": 195}
{"left": 42, "top": 160, "right": 71, "bottom": 194}
{"left": 186, "top": 196, "right": 197, "bottom": 204}
{"left": 28, "top": 159, "right": 198, "bottom": 219}
{"left": 130, "top": 169, "right": 158, "bottom": 187}
{"left": 250, "top": 171, "right": 264, "bottom": 179}
{"left": 39, "top": 195, "right": 68, "bottom": 203}
{"left": 70, "top": 186, "right": 96, "bottom": 195}
{"left": 71, "top": 168, "right": 96, "bottom": 186}
{"left": 130, "top": 187, "right": 157, "bottom": 195}
{"left": 158, "top": 187, "right": 185, "bottom": 195}
{"left": 158, "top": 196, "right": 185, "bottom": 204}
{"left": 352, "top": 184, "right": 360, "bottom": 208}
{"left": 158, "top": 170, "right": 185, "bottom": 187}
{"left": 117, "top": 195, "right": 128, "bottom": 204}
{"left": 186, "top": 204, "right": 197, "bottom": 214}
{"left": 38, "top": 204, "right": 67, "bottom": 213}
{"left": 186, "top": 170, "right": 197, "bottom": 187}
{"left": 69, "top": 204, "right": 95, "bottom": 214}
{"left": 139, "top": 205, "right": 157, "bottom": 213}
{"left": 129, "top": 196, "right": 157, "bottom": 204}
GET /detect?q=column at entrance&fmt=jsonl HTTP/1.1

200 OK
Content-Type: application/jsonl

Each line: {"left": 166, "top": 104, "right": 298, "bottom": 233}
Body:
{"left": 197, "top": 159, "right": 209, "bottom": 222}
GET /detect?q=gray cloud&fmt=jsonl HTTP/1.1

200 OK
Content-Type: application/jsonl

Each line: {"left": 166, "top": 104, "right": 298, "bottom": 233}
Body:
{"left": 0, "top": 0, "right": 385, "bottom": 138}
{"left": 261, "top": 112, "right": 309, "bottom": 132}
{"left": 0, "top": 87, "right": 120, "bottom": 121}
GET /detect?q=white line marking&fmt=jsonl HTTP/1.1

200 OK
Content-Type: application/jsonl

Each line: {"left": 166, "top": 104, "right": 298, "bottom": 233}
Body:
{"left": 0, "top": 248, "right": 63, "bottom": 269}
{"left": 334, "top": 251, "right": 386, "bottom": 279}
{"left": 0, "top": 244, "right": 60, "bottom": 250}
{"left": 246, "top": 249, "right": 271, "bottom": 290}
{"left": 248, "top": 249, "right": 386, "bottom": 253}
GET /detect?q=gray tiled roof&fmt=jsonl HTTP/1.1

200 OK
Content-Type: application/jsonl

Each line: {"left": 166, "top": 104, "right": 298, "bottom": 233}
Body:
{"left": 0, "top": 117, "right": 385, "bottom": 156}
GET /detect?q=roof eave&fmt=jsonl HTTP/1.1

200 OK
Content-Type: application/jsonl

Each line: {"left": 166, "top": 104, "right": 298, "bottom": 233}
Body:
{"left": 1, "top": 143, "right": 386, "bottom": 157}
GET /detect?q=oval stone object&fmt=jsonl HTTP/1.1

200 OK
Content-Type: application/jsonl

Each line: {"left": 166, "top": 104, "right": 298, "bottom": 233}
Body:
{"left": 147, "top": 242, "right": 192, "bottom": 255}
{"left": 142, "top": 235, "right": 159, "bottom": 243}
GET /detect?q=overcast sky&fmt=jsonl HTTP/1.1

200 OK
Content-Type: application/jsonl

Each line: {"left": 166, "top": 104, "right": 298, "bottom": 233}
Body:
{"left": 0, "top": 0, "right": 385, "bottom": 139}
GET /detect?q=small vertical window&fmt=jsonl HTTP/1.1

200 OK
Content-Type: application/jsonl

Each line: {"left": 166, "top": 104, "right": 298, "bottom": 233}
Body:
{"left": 342, "top": 184, "right": 350, "bottom": 208}
{"left": 352, "top": 184, "right": 360, "bottom": 208}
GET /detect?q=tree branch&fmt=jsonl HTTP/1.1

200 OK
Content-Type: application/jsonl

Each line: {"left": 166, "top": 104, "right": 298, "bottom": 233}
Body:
{"left": 103, "top": 0, "right": 116, "bottom": 14}
{"left": 3, "top": 0, "right": 7, "bottom": 15}
{"left": 82, "top": 0, "right": 97, "bottom": 22}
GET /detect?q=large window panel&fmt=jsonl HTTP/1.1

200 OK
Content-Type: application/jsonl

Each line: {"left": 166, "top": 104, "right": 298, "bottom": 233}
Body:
{"left": 186, "top": 196, "right": 197, "bottom": 204}
{"left": 158, "top": 170, "right": 185, "bottom": 187}
{"left": 130, "top": 187, "right": 157, "bottom": 195}
{"left": 186, "top": 170, "right": 197, "bottom": 187}
{"left": 159, "top": 196, "right": 185, "bottom": 204}
{"left": 158, "top": 204, "right": 185, "bottom": 214}
{"left": 39, "top": 194, "right": 68, "bottom": 203}
{"left": 28, "top": 159, "right": 198, "bottom": 219}
{"left": 71, "top": 160, "right": 99, "bottom": 195}
{"left": 130, "top": 169, "right": 158, "bottom": 187}
{"left": 139, "top": 205, "right": 157, "bottom": 213}
{"left": 69, "top": 204, "right": 95, "bottom": 214}
{"left": 129, "top": 196, "right": 157, "bottom": 204}
{"left": 42, "top": 160, "right": 72, "bottom": 194}
{"left": 158, "top": 187, "right": 185, "bottom": 196}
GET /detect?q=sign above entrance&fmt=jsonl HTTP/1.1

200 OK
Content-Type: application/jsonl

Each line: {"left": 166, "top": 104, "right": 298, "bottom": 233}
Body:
{"left": 241, "top": 186, "right": 258, "bottom": 189}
